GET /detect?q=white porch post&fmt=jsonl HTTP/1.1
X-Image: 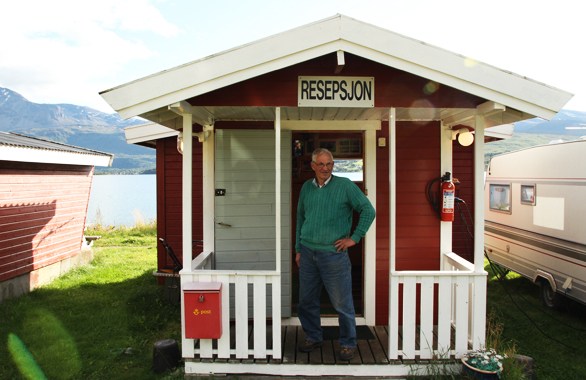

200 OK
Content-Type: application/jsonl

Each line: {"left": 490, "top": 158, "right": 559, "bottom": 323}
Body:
{"left": 275, "top": 107, "right": 281, "bottom": 273}
{"left": 273, "top": 107, "right": 282, "bottom": 358}
{"left": 389, "top": 108, "right": 396, "bottom": 273}
{"left": 440, "top": 122, "right": 453, "bottom": 257}
{"left": 388, "top": 108, "right": 398, "bottom": 358}
{"left": 180, "top": 113, "right": 193, "bottom": 358}
{"left": 473, "top": 115, "right": 486, "bottom": 272}
{"left": 182, "top": 114, "right": 193, "bottom": 271}
{"left": 472, "top": 114, "right": 487, "bottom": 349}
{"left": 364, "top": 128, "right": 377, "bottom": 326}
{"left": 202, "top": 125, "right": 215, "bottom": 254}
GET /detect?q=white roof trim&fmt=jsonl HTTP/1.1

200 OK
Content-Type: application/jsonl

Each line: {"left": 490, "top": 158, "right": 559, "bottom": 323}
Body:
{"left": 100, "top": 14, "right": 572, "bottom": 121}
{"left": 124, "top": 122, "right": 178, "bottom": 145}
{"left": 0, "top": 146, "right": 113, "bottom": 166}
{"left": 485, "top": 124, "right": 514, "bottom": 140}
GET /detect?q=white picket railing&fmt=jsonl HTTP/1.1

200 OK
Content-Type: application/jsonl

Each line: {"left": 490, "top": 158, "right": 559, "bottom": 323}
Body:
{"left": 388, "top": 252, "right": 487, "bottom": 360}
{"left": 181, "top": 250, "right": 282, "bottom": 360}
{"left": 182, "top": 250, "right": 485, "bottom": 363}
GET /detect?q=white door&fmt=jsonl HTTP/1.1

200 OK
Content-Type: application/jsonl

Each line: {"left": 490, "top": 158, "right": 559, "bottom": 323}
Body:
{"left": 215, "top": 129, "right": 292, "bottom": 316}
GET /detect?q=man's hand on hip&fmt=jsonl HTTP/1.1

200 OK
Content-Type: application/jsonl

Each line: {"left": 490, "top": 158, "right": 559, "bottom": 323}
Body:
{"left": 334, "top": 238, "right": 356, "bottom": 252}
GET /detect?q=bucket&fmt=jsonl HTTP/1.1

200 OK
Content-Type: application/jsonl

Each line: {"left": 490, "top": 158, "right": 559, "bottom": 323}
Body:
{"left": 152, "top": 339, "right": 180, "bottom": 373}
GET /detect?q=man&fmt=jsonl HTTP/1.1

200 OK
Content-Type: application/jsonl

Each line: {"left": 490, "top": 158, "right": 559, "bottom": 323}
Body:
{"left": 295, "top": 148, "right": 376, "bottom": 361}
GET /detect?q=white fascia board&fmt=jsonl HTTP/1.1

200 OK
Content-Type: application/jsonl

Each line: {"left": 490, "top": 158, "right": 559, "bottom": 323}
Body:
{"left": 336, "top": 18, "right": 572, "bottom": 119}
{"left": 485, "top": 124, "right": 514, "bottom": 139}
{"left": 101, "top": 14, "right": 572, "bottom": 121}
{"left": 113, "top": 43, "right": 337, "bottom": 119}
{"left": 101, "top": 17, "right": 346, "bottom": 118}
{"left": 0, "top": 147, "right": 113, "bottom": 167}
{"left": 124, "top": 123, "right": 178, "bottom": 145}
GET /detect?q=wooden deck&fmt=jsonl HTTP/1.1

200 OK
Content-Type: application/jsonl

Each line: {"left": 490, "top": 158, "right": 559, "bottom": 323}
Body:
{"left": 279, "top": 325, "right": 397, "bottom": 365}
{"left": 185, "top": 325, "right": 460, "bottom": 377}
{"left": 191, "top": 324, "right": 458, "bottom": 363}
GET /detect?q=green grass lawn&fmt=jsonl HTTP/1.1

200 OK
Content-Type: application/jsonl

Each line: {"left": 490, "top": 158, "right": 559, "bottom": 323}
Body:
{"left": 485, "top": 259, "right": 586, "bottom": 379}
{"left": 0, "top": 225, "right": 182, "bottom": 380}
{"left": 2, "top": 225, "right": 586, "bottom": 379}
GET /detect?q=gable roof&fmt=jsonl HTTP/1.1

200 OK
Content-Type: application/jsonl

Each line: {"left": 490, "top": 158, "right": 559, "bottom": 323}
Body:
{"left": 0, "top": 132, "right": 113, "bottom": 166}
{"left": 100, "top": 14, "right": 572, "bottom": 122}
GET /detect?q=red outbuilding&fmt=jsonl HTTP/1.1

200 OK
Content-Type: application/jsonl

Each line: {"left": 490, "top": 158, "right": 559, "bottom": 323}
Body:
{"left": 0, "top": 132, "right": 112, "bottom": 301}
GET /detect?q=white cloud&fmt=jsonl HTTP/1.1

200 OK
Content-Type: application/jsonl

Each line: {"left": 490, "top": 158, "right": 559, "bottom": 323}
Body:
{"left": 0, "top": 0, "right": 178, "bottom": 112}
{"left": 0, "top": 0, "right": 583, "bottom": 113}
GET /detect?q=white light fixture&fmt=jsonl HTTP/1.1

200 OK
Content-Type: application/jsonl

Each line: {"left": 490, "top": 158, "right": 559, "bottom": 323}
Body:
{"left": 452, "top": 128, "right": 474, "bottom": 147}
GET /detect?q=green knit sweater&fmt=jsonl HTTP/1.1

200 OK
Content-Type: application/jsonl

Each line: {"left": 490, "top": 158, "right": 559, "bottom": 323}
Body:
{"left": 295, "top": 175, "right": 376, "bottom": 252}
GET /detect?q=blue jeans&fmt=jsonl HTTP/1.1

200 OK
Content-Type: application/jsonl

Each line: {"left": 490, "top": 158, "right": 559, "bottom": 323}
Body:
{"left": 298, "top": 244, "right": 356, "bottom": 348}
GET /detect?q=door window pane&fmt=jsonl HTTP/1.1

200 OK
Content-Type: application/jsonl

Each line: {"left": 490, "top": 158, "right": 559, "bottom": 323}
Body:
{"left": 334, "top": 159, "right": 363, "bottom": 182}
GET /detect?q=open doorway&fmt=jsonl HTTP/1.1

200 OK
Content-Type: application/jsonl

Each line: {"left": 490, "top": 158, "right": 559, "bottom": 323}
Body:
{"left": 291, "top": 131, "right": 365, "bottom": 317}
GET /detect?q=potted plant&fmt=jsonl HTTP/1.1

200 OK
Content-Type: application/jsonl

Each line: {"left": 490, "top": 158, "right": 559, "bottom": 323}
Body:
{"left": 461, "top": 347, "right": 507, "bottom": 379}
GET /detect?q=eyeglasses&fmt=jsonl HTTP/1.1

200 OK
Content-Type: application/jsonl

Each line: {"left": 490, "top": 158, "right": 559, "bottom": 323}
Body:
{"left": 313, "top": 161, "right": 334, "bottom": 169}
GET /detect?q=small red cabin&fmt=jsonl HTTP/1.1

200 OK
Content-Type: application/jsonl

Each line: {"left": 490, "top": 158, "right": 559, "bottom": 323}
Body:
{"left": 102, "top": 15, "right": 571, "bottom": 377}
{"left": 0, "top": 132, "right": 112, "bottom": 302}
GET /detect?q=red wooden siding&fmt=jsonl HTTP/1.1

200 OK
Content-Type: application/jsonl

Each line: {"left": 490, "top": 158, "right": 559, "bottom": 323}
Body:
{"left": 395, "top": 121, "right": 441, "bottom": 270}
{"left": 375, "top": 121, "right": 391, "bottom": 325}
{"left": 156, "top": 137, "right": 203, "bottom": 271}
{"left": 374, "top": 121, "right": 440, "bottom": 324}
{"left": 188, "top": 52, "right": 486, "bottom": 110}
{"left": 452, "top": 142, "right": 475, "bottom": 263}
{"left": 0, "top": 161, "right": 93, "bottom": 282}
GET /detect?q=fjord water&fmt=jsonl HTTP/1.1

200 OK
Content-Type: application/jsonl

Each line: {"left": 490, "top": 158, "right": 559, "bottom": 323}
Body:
{"left": 87, "top": 174, "right": 156, "bottom": 227}
{"left": 86, "top": 171, "right": 360, "bottom": 227}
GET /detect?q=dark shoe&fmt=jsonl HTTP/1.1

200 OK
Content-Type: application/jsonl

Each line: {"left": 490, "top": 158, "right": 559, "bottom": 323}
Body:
{"left": 339, "top": 346, "right": 355, "bottom": 361}
{"left": 298, "top": 339, "right": 322, "bottom": 352}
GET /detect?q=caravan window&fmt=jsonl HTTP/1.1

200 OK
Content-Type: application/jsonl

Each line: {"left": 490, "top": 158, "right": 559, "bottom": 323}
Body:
{"left": 489, "top": 184, "right": 511, "bottom": 213}
{"left": 521, "top": 184, "right": 536, "bottom": 205}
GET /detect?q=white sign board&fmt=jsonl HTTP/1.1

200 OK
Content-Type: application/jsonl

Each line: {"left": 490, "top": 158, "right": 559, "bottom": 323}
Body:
{"left": 298, "top": 76, "right": 374, "bottom": 107}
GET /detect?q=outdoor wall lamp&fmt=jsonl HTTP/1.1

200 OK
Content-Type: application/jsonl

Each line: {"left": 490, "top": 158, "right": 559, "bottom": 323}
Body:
{"left": 452, "top": 128, "right": 474, "bottom": 147}
{"left": 177, "top": 130, "right": 211, "bottom": 155}
{"left": 177, "top": 132, "right": 183, "bottom": 154}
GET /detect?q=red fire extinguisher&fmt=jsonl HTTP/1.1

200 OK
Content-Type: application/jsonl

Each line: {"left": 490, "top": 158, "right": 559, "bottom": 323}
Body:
{"left": 440, "top": 172, "right": 455, "bottom": 222}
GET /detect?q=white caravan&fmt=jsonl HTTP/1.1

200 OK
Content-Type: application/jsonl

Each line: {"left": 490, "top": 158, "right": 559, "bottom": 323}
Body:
{"left": 484, "top": 139, "right": 586, "bottom": 307}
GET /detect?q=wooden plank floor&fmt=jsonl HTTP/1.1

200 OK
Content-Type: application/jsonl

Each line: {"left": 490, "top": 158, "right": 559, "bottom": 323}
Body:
{"left": 279, "top": 325, "right": 394, "bottom": 365}
{"left": 193, "top": 325, "right": 413, "bottom": 365}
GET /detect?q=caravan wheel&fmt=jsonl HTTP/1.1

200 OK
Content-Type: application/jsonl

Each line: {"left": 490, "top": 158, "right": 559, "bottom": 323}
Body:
{"left": 539, "top": 279, "right": 562, "bottom": 309}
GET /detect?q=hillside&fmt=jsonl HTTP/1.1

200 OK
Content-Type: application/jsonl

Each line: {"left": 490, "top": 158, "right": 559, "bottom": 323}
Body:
{"left": 0, "top": 87, "right": 154, "bottom": 173}
{"left": 485, "top": 109, "right": 586, "bottom": 165}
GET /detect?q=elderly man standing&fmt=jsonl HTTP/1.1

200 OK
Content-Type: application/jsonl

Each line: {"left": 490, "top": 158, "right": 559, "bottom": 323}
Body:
{"left": 295, "top": 148, "right": 376, "bottom": 361}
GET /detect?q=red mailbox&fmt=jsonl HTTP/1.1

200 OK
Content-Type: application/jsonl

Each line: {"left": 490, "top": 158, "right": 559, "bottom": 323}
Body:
{"left": 183, "top": 282, "right": 222, "bottom": 339}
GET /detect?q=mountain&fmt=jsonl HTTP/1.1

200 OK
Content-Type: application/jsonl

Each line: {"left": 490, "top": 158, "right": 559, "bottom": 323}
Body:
{"left": 484, "top": 109, "right": 586, "bottom": 165}
{"left": 514, "top": 109, "right": 586, "bottom": 136}
{"left": 0, "top": 87, "right": 154, "bottom": 173}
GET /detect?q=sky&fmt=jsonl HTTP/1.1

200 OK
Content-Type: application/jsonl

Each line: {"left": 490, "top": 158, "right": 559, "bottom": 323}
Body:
{"left": 0, "top": 0, "right": 584, "bottom": 114}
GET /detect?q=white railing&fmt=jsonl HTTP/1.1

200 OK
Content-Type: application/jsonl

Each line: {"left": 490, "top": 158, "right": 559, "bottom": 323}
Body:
{"left": 183, "top": 250, "right": 484, "bottom": 363}
{"left": 191, "top": 249, "right": 214, "bottom": 270}
{"left": 388, "top": 252, "right": 487, "bottom": 360}
{"left": 181, "top": 251, "right": 282, "bottom": 360}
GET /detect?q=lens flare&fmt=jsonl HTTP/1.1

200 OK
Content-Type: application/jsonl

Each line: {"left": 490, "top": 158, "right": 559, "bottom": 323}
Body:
{"left": 464, "top": 57, "right": 479, "bottom": 68}
{"left": 423, "top": 81, "right": 440, "bottom": 95}
{"left": 7, "top": 333, "right": 47, "bottom": 380}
